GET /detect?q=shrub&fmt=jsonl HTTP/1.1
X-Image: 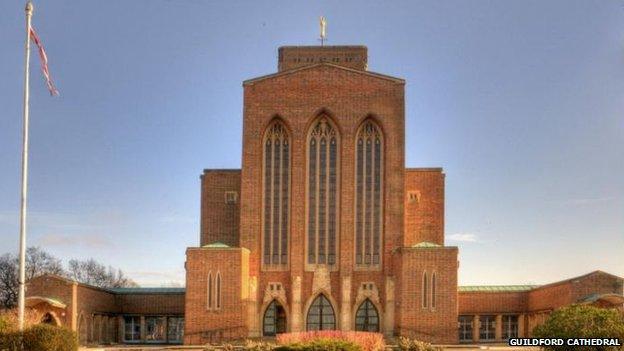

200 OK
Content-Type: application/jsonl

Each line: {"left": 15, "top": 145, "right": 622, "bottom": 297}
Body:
{"left": 22, "top": 324, "right": 77, "bottom": 351}
{"left": 277, "top": 331, "right": 384, "bottom": 351}
{"left": 0, "top": 314, "right": 10, "bottom": 334}
{"left": 0, "top": 331, "right": 23, "bottom": 351}
{"left": 396, "top": 337, "right": 439, "bottom": 351}
{"left": 245, "top": 339, "right": 277, "bottom": 350}
{"left": 533, "top": 304, "right": 624, "bottom": 351}
{"left": 274, "top": 339, "right": 361, "bottom": 351}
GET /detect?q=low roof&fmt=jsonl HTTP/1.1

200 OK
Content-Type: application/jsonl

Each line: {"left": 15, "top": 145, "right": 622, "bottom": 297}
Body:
{"left": 202, "top": 242, "right": 230, "bottom": 248}
{"left": 25, "top": 296, "right": 67, "bottom": 309}
{"left": 459, "top": 285, "right": 539, "bottom": 293}
{"left": 109, "top": 287, "right": 185, "bottom": 294}
{"left": 578, "top": 293, "right": 624, "bottom": 305}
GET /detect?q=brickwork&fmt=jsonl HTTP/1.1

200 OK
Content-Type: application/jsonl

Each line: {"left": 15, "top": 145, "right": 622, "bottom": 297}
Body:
{"left": 404, "top": 169, "right": 445, "bottom": 246}
{"left": 116, "top": 293, "right": 184, "bottom": 315}
{"left": 184, "top": 247, "right": 250, "bottom": 344}
{"left": 395, "top": 247, "right": 459, "bottom": 344}
{"left": 200, "top": 169, "right": 241, "bottom": 247}
{"left": 278, "top": 46, "right": 368, "bottom": 72}
{"left": 458, "top": 292, "right": 527, "bottom": 314}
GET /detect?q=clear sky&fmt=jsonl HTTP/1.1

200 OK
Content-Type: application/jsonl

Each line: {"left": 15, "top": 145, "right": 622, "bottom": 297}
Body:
{"left": 1, "top": 0, "right": 622, "bottom": 286}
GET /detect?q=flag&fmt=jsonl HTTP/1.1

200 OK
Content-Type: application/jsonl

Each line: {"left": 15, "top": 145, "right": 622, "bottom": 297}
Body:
{"left": 29, "top": 26, "right": 59, "bottom": 96}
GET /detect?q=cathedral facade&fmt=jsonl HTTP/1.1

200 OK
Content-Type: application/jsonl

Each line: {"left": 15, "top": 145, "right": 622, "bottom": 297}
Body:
{"left": 184, "top": 45, "right": 460, "bottom": 344}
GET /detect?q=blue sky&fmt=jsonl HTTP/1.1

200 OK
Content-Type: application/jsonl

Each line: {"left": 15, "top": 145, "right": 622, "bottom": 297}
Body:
{"left": 0, "top": 0, "right": 622, "bottom": 286}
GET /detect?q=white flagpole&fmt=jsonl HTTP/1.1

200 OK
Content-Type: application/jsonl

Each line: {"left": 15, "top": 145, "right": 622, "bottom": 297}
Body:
{"left": 18, "top": 0, "right": 33, "bottom": 332}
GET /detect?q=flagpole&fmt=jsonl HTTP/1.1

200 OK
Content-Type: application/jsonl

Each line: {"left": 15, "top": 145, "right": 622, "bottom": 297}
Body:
{"left": 18, "top": 0, "right": 33, "bottom": 332}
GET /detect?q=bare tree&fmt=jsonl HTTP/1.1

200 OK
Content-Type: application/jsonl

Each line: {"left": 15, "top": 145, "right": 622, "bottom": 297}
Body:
{"left": 0, "top": 254, "right": 18, "bottom": 309}
{"left": 0, "top": 247, "right": 65, "bottom": 309}
{"left": 25, "top": 247, "right": 64, "bottom": 280}
{"left": 66, "top": 259, "right": 138, "bottom": 288}
{"left": 0, "top": 247, "right": 138, "bottom": 308}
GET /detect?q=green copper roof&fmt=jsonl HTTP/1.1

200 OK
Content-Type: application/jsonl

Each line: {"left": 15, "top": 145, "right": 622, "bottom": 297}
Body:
{"left": 459, "top": 285, "right": 538, "bottom": 292}
{"left": 412, "top": 242, "right": 442, "bottom": 248}
{"left": 109, "top": 287, "right": 185, "bottom": 294}
{"left": 202, "top": 242, "right": 230, "bottom": 248}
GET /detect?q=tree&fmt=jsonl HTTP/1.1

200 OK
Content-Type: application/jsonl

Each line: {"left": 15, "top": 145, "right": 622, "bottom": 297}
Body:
{"left": 0, "top": 247, "right": 138, "bottom": 309}
{"left": 0, "top": 254, "right": 18, "bottom": 309}
{"left": 533, "top": 304, "right": 624, "bottom": 351}
{"left": 66, "top": 259, "right": 137, "bottom": 288}
{"left": 0, "top": 247, "right": 64, "bottom": 309}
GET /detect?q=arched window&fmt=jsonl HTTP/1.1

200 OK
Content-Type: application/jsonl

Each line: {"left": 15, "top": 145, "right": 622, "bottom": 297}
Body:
{"left": 355, "top": 299, "right": 380, "bottom": 332}
{"left": 263, "top": 300, "right": 287, "bottom": 336}
{"left": 431, "top": 272, "right": 437, "bottom": 309}
{"left": 263, "top": 120, "right": 290, "bottom": 266}
{"left": 216, "top": 272, "right": 222, "bottom": 309}
{"left": 422, "top": 271, "right": 428, "bottom": 308}
{"left": 355, "top": 120, "right": 383, "bottom": 267}
{"left": 207, "top": 272, "right": 213, "bottom": 309}
{"left": 306, "top": 295, "right": 336, "bottom": 330}
{"left": 307, "top": 116, "right": 339, "bottom": 266}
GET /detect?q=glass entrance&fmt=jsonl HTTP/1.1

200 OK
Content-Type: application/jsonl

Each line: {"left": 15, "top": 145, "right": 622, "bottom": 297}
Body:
{"left": 263, "top": 300, "right": 287, "bottom": 336}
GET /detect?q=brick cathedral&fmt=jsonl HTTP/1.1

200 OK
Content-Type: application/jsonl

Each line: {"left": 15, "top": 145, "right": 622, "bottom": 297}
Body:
{"left": 25, "top": 45, "right": 623, "bottom": 346}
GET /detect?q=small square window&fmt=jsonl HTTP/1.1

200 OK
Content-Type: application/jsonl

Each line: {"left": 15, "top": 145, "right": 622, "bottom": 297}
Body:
{"left": 408, "top": 191, "right": 420, "bottom": 204}
{"left": 225, "top": 191, "right": 238, "bottom": 205}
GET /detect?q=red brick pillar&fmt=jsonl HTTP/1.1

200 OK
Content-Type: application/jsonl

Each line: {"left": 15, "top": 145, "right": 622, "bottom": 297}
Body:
{"left": 518, "top": 314, "right": 526, "bottom": 337}
{"left": 495, "top": 315, "right": 502, "bottom": 341}
{"left": 472, "top": 315, "right": 480, "bottom": 342}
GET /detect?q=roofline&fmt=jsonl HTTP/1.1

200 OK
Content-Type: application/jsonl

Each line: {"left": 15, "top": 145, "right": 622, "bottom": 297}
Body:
{"left": 458, "top": 285, "right": 539, "bottom": 293}
{"left": 202, "top": 168, "right": 241, "bottom": 173}
{"left": 405, "top": 167, "right": 444, "bottom": 172}
{"left": 530, "top": 270, "right": 624, "bottom": 292}
{"left": 243, "top": 63, "right": 405, "bottom": 86}
{"left": 278, "top": 45, "right": 368, "bottom": 50}
{"left": 31, "top": 274, "right": 185, "bottom": 295}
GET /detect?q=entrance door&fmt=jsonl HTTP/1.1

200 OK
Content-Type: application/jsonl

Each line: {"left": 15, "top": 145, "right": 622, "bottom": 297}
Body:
{"left": 263, "top": 300, "right": 287, "bottom": 336}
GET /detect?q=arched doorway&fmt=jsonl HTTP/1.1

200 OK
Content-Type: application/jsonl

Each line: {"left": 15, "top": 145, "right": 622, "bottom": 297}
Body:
{"left": 40, "top": 312, "right": 59, "bottom": 326}
{"left": 306, "top": 294, "right": 336, "bottom": 331}
{"left": 263, "top": 300, "right": 287, "bottom": 336}
{"left": 355, "top": 299, "right": 379, "bottom": 332}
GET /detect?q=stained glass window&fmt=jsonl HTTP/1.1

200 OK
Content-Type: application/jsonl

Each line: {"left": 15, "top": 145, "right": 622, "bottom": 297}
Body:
{"left": 307, "top": 117, "right": 339, "bottom": 265}
{"left": 263, "top": 121, "right": 290, "bottom": 266}
{"left": 355, "top": 120, "right": 383, "bottom": 267}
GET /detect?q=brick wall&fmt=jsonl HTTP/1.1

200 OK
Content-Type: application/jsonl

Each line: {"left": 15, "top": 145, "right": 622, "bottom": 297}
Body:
{"left": 395, "top": 246, "right": 458, "bottom": 344}
{"left": 404, "top": 169, "right": 445, "bottom": 246}
{"left": 241, "top": 63, "right": 405, "bottom": 278}
{"left": 117, "top": 293, "right": 184, "bottom": 315}
{"left": 278, "top": 46, "right": 368, "bottom": 72}
{"left": 458, "top": 291, "right": 527, "bottom": 314}
{"left": 184, "top": 247, "right": 250, "bottom": 344}
{"left": 200, "top": 169, "right": 241, "bottom": 247}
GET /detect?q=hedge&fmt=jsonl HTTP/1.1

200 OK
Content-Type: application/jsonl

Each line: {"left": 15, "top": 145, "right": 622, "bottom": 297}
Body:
{"left": 0, "top": 324, "right": 77, "bottom": 351}
{"left": 273, "top": 339, "right": 361, "bottom": 351}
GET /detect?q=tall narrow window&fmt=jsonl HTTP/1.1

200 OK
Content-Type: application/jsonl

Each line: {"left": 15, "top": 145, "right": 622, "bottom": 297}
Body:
{"left": 307, "top": 116, "right": 339, "bottom": 266}
{"left": 216, "top": 272, "right": 222, "bottom": 309}
{"left": 263, "top": 121, "right": 290, "bottom": 266}
{"left": 422, "top": 271, "right": 428, "bottom": 308}
{"left": 355, "top": 120, "right": 383, "bottom": 267}
{"left": 207, "top": 272, "right": 213, "bottom": 310}
{"left": 431, "top": 272, "right": 437, "bottom": 309}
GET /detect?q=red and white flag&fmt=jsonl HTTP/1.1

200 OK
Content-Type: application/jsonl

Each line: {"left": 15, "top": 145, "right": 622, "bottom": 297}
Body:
{"left": 29, "top": 26, "right": 59, "bottom": 96}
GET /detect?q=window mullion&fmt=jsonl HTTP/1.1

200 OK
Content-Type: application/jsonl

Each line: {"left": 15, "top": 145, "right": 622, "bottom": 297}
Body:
{"left": 315, "top": 137, "right": 321, "bottom": 264}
